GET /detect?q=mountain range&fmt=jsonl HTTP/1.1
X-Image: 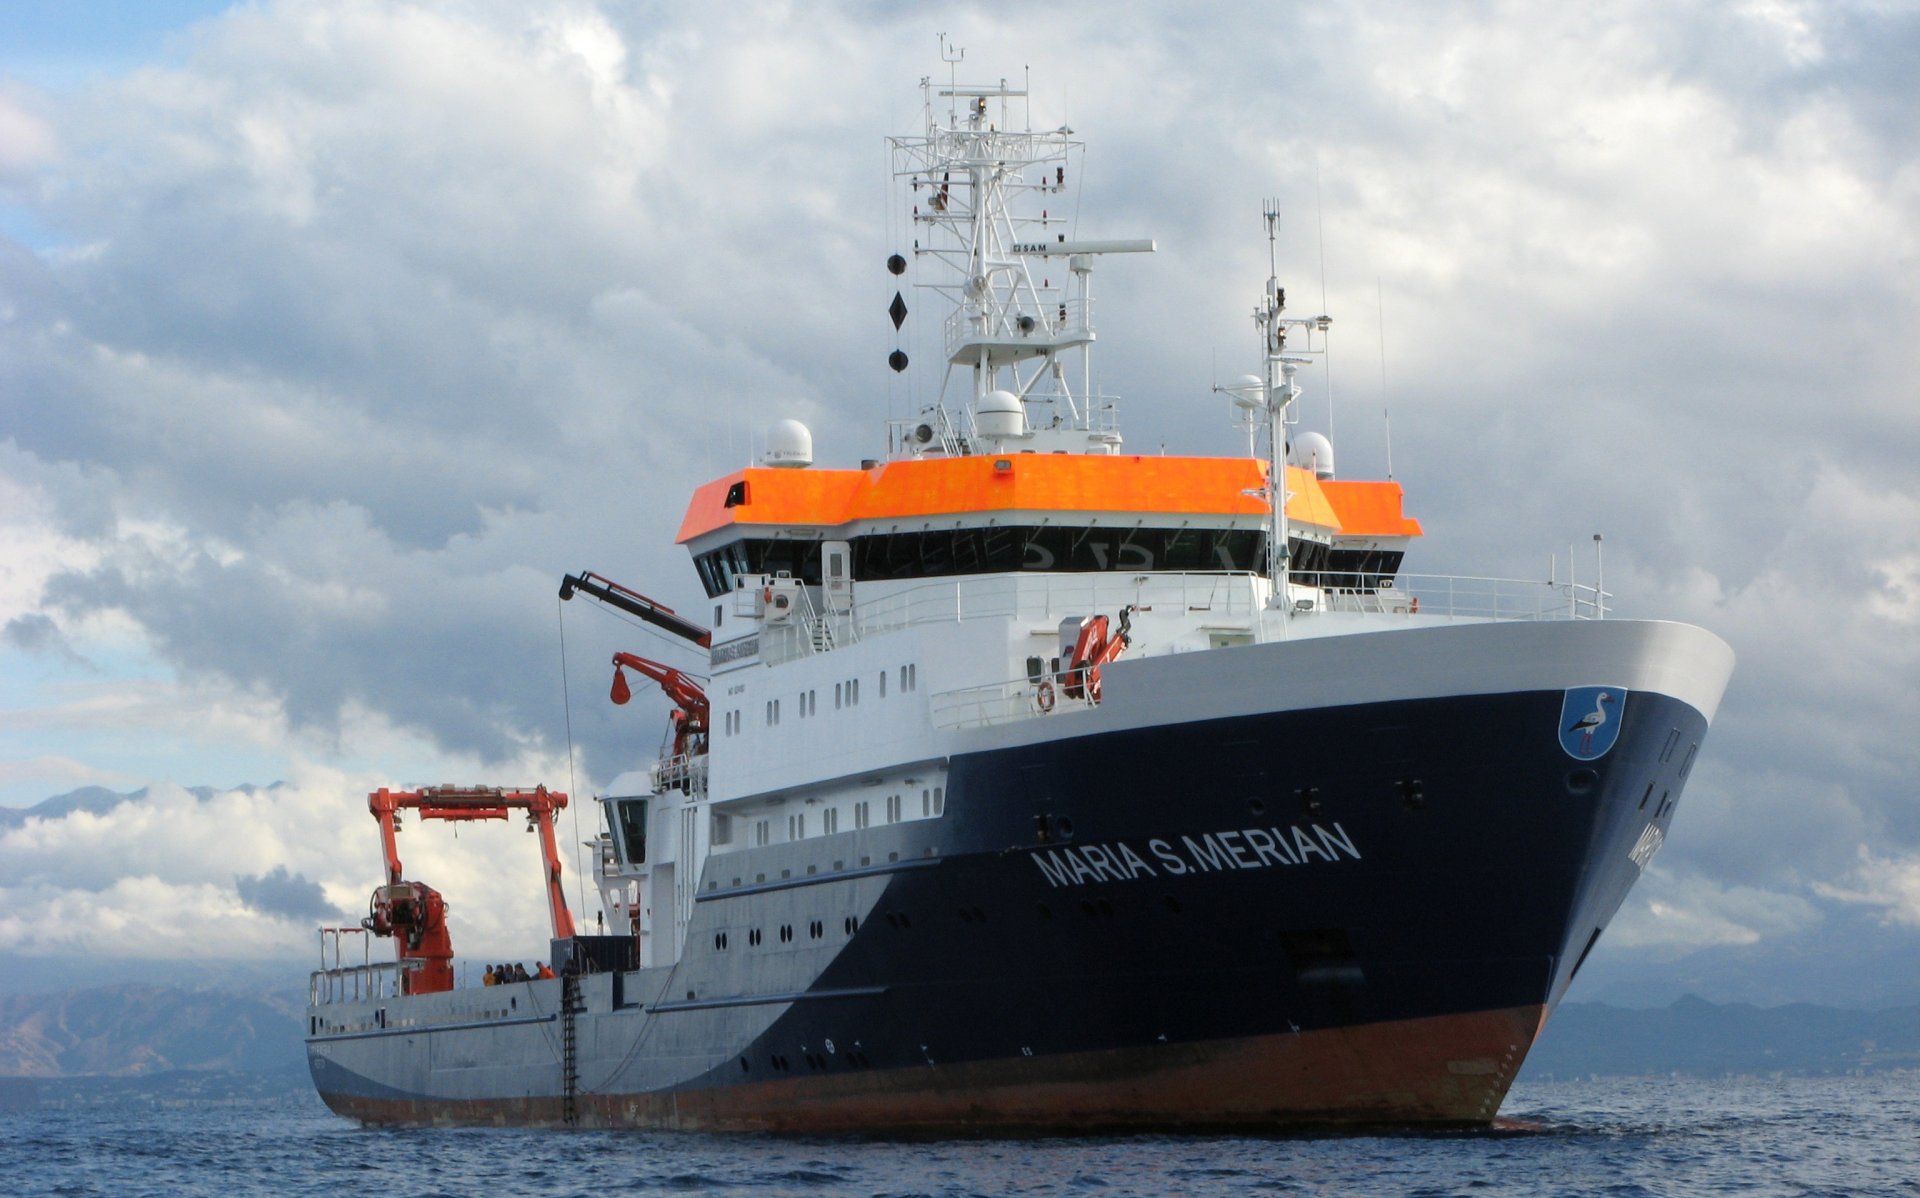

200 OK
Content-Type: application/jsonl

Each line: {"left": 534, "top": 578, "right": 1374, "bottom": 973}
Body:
{"left": 0, "top": 980, "right": 1912, "bottom": 1110}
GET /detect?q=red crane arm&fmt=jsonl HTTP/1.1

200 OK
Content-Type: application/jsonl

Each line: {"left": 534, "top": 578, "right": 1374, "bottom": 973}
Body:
{"left": 609, "top": 651, "right": 710, "bottom": 731}
{"left": 1061, "top": 607, "right": 1134, "bottom": 702}
{"left": 366, "top": 786, "right": 577, "bottom": 942}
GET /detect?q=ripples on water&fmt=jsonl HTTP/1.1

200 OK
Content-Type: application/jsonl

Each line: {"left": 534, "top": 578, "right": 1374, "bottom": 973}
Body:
{"left": 10, "top": 1076, "right": 1917, "bottom": 1198}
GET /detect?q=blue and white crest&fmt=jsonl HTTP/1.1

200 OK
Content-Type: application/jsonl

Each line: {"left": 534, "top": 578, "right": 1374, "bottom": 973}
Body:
{"left": 1559, "top": 685, "right": 1628, "bottom": 760}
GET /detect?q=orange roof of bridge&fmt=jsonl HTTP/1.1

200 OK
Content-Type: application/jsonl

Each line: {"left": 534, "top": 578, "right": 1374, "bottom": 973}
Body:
{"left": 676, "top": 454, "right": 1418, "bottom": 543}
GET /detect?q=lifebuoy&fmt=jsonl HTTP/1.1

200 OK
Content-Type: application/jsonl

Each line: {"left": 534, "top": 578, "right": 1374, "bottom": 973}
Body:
{"left": 1035, "top": 679, "right": 1056, "bottom": 712}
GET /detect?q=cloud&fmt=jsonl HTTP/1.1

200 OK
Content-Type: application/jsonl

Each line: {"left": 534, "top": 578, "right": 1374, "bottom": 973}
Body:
{"left": 1815, "top": 848, "right": 1920, "bottom": 928}
{"left": 0, "top": 87, "right": 56, "bottom": 177}
{"left": 1, "top": 1, "right": 1917, "bottom": 999}
{"left": 1607, "top": 868, "right": 1823, "bottom": 954}
{"left": 0, "top": 770, "right": 587, "bottom": 962}
{"left": 234, "top": 865, "right": 336, "bottom": 922}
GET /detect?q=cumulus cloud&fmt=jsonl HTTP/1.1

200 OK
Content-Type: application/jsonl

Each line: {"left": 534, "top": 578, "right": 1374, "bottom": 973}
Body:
{"left": 1607, "top": 868, "right": 1823, "bottom": 954}
{"left": 234, "top": 865, "right": 336, "bottom": 922}
{"left": 0, "top": 769, "right": 587, "bottom": 962}
{"left": 1815, "top": 848, "right": 1920, "bottom": 928}
{"left": 1, "top": 1, "right": 1918, "bottom": 998}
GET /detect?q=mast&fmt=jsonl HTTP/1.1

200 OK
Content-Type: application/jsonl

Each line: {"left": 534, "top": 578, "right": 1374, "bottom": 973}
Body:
{"left": 1247, "top": 201, "right": 1333, "bottom": 611}
{"left": 889, "top": 48, "right": 1153, "bottom": 456}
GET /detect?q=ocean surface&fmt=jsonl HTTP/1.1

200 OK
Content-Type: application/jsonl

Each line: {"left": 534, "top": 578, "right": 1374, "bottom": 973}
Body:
{"left": 9, "top": 1075, "right": 1918, "bottom": 1197}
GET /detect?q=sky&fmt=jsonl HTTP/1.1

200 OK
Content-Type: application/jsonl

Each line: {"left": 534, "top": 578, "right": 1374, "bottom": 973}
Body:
{"left": 1, "top": 0, "right": 1917, "bottom": 1004}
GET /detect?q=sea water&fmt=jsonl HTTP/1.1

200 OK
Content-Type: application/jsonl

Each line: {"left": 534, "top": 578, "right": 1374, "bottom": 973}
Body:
{"left": 9, "top": 1075, "right": 1918, "bottom": 1197}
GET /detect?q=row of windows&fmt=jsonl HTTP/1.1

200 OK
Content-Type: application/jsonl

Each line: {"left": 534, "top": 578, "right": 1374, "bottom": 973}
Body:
{"left": 722, "top": 665, "right": 921, "bottom": 735}
{"left": 694, "top": 529, "right": 1402, "bottom": 597}
{"left": 715, "top": 917, "right": 849, "bottom": 953}
{"left": 745, "top": 788, "right": 945, "bottom": 847}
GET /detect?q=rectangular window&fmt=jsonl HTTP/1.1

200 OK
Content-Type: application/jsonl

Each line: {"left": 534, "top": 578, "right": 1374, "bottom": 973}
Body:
{"left": 616, "top": 798, "right": 649, "bottom": 865}
{"left": 823, "top": 808, "right": 839, "bottom": 834}
{"left": 754, "top": 819, "right": 770, "bottom": 846}
{"left": 933, "top": 786, "right": 944, "bottom": 815}
{"left": 885, "top": 794, "right": 902, "bottom": 823}
{"left": 855, "top": 801, "right": 870, "bottom": 830}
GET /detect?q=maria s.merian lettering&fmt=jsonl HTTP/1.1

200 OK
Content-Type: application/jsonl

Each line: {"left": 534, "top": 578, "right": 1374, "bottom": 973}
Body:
{"left": 1028, "top": 823, "right": 1361, "bottom": 889}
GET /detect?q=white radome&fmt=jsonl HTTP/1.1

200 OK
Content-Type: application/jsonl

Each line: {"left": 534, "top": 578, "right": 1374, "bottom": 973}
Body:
{"left": 763, "top": 419, "right": 813, "bottom": 468}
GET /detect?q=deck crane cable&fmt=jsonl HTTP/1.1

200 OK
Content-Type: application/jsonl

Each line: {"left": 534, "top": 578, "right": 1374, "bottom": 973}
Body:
{"left": 556, "top": 597, "right": 588, "bottom": 929}
{"left": 593, "top": 604, "right": 712, "bottom": 674}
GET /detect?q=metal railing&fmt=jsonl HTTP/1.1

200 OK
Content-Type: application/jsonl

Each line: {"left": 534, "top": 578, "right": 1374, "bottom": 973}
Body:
{"left": 932, "top": 675, "right": 1097, "bottom": 730}
{"left": 945, "top": 296, "right": 1094, "bottom": 360}
{"left": 854, "top": 571, "right": 1260, "bottom": 640}
{"left": 1303, "top": 572, "right": 1609, "bottom": 621}
{"left": 653, "top": 752, "right": 709, "bottom": 797}
{"left": 310, "top": 960, "right": 410, "bottom": 1006}
{"left": 757, "top": 569, "right": 1605, "bottom": 670}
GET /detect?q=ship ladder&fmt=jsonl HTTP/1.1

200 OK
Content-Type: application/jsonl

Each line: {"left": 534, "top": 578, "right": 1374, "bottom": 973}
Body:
{"left": 561, "top": 968, "right": 582, "bottom": 1126}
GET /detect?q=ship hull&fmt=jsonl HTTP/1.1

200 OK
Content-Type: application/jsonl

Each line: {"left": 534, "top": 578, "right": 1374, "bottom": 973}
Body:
{"left": 318, "top": 1004, "right": 1544, "bottom": 1131}
{"left": 308, "top": 619, "right": 1730, "bottom": 1132}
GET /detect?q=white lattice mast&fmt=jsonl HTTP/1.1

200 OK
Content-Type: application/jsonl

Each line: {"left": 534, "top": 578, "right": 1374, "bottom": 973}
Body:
{"left": 888, "top": 46, "right": 1153, "bottom": 456}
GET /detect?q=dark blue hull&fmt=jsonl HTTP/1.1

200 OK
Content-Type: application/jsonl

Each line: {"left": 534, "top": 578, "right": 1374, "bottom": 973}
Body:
{"left": 716, "top": 688, "right": 1699, "bottom": 1070}
{"left": 314, "top": 683, "right": 1710, "bottom": 1130}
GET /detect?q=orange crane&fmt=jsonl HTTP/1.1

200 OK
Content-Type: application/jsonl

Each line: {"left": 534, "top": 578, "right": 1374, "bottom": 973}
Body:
{"left": 609, "top": 651, "right": 709, "bottom": 759}
{"left": 1060, "top": 606, "right": 1134, "bottom": 704}
{"left": 362, "top": 785, "right": 575, "bottom": 995}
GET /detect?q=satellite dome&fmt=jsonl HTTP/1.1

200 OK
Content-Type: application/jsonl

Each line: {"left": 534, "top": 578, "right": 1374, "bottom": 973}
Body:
{"left": 1292, "top": 430, "right": 1335, "bottom": 480}
{"left": 974, "top": 390, "right": 1027, "bottom": 441}
{"left": 1231, "top": 374, "right": 1266, "bottom": 410}
{"left": 763, "top": 419, "right": 813, "bottom": 469}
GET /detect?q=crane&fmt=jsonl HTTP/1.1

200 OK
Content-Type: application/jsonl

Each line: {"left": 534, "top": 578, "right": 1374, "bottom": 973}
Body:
{"left": 362, "top": 785, "right": 576, "bottom": 995}
{"left": 609, "top": 651, "right": 709, "bottom": 759}
{"left": 1060, "top": 606, "right": 1134, "bottom": 704}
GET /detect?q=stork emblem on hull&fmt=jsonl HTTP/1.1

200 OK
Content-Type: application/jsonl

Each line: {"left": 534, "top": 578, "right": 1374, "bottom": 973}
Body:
{"left": 1559, "top": 686, "right": 1627, "bottom": 760}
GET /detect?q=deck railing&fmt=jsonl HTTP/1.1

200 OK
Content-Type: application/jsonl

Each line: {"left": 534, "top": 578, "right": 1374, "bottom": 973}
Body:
{"left": 1307, "top": 572, "right": 1608, "bottom": 621}
{"left": 855, "top": 571, "right": 1261, "bottom": 638}
{"left": 926, "top": 572, "right": 1610, "bottom": 731}
{"left": 760, "top": 569, "right": 1605, "bottom": 669}
{"left": 310, "top": 960, "right": 410, "bottom": 1006}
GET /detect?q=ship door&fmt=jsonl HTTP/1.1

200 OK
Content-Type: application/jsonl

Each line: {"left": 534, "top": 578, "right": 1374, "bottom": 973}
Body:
{"left": 823, "top": 540, "right": 854, "bottom": 613}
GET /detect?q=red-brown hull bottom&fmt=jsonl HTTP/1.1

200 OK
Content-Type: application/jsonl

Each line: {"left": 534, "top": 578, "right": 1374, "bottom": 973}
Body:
{"left": 319, "top": 1004, "right": 1546, "bottom": 1133}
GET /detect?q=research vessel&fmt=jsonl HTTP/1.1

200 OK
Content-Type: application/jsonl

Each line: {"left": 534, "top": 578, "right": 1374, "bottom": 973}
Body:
{"left": 306, "top": 66, "right": 1734, "bottom": 1131}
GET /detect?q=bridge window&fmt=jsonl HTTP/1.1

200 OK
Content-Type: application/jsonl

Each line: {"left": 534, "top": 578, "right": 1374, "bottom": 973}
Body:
{"left": 616, "top": 799, "right": 648, "bottom": 865}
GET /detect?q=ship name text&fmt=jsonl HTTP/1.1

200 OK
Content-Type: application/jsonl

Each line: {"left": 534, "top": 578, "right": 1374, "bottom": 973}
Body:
{"left": 1028, "top": 823, "right": 1361, "bottom": 889}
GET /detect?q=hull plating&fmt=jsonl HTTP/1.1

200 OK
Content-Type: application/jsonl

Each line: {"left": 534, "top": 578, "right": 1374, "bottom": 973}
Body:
{"left": 310, "top": 666, "right": 1715, "bottom": 1132}
{"left": 317, "top": 1004, "right": 1544, "bottom": 1132}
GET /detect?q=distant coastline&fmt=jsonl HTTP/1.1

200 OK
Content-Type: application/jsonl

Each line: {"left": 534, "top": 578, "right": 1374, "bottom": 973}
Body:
{"left": 2, "top": 983, "right": 1916, "bottom": 1108}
